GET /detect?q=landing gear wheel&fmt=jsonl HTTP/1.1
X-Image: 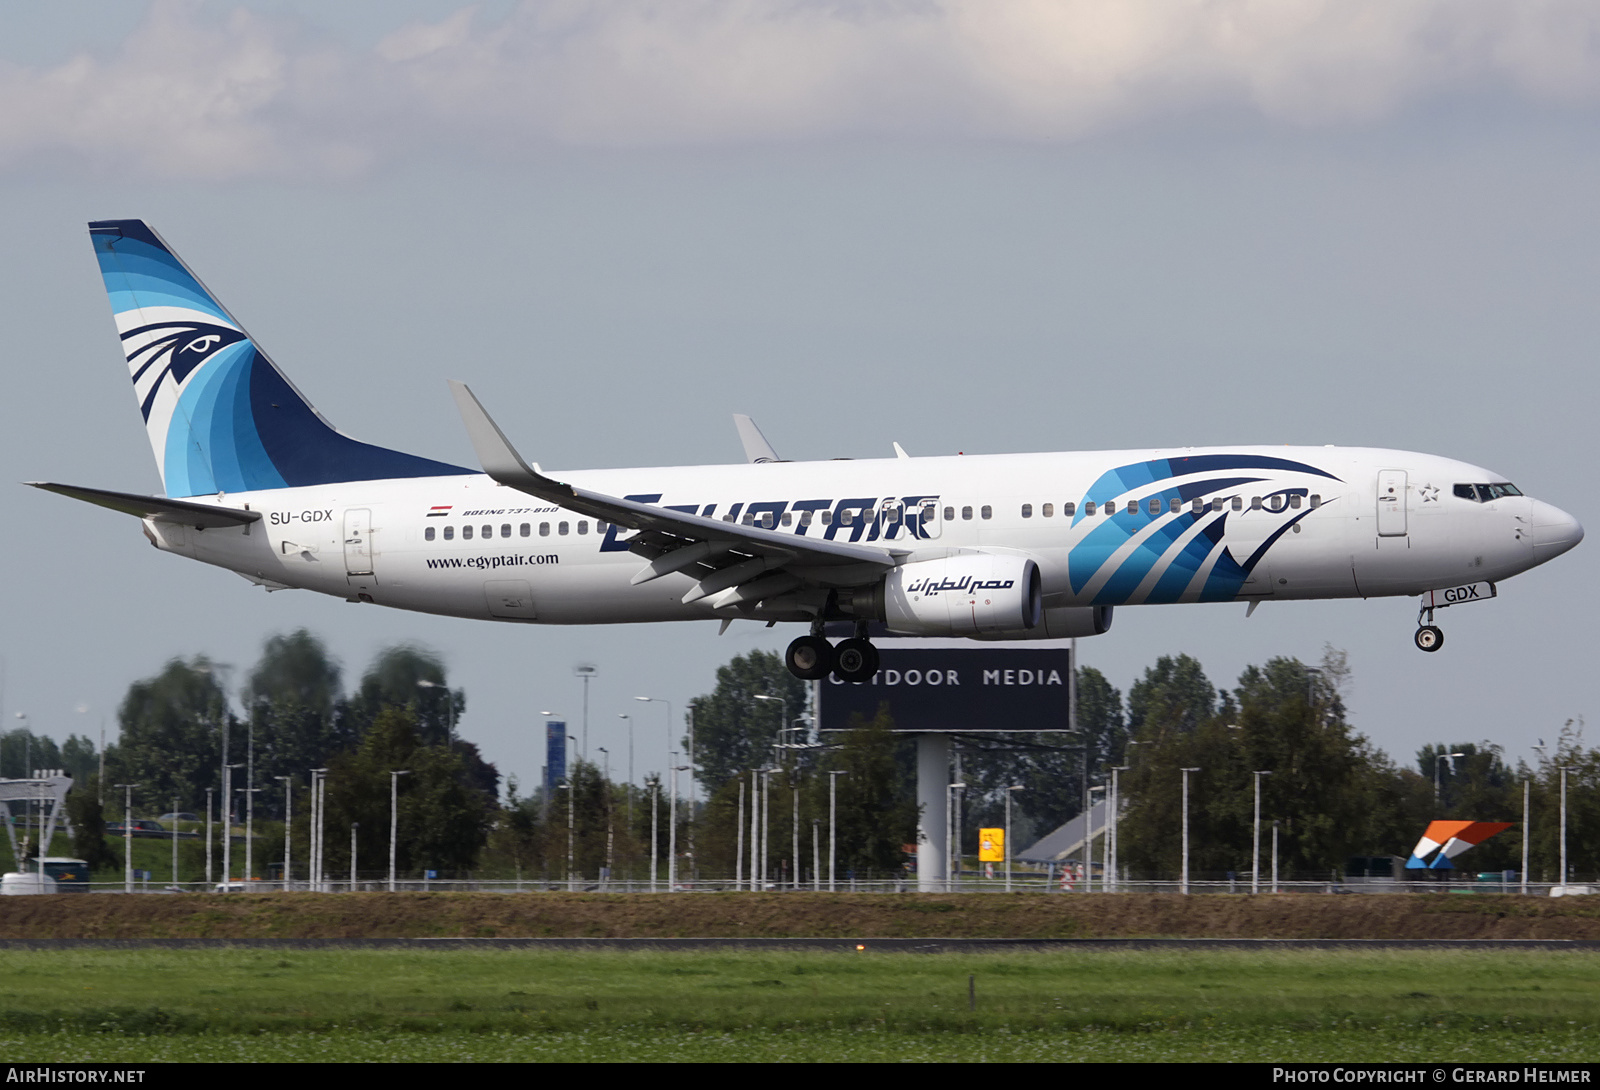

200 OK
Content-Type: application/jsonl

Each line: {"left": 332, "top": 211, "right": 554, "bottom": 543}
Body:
{"left": 833, "top": 637, "right": 880, "bottom": 683}
{"left": 1414, "top": 626, "right": 1444, "bottom": 653}
{"left": 786, "top": 635, "right": 834, "bottom": 681}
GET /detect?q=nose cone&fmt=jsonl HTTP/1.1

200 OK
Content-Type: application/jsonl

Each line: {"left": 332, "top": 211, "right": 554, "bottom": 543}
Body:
{"left": 1530, "top": 500, "right": 1584, "bottom": 563}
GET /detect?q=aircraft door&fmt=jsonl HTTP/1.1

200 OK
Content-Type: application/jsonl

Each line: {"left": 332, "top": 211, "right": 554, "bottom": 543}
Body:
{"left": 343, "top": 508, "right": 377, "bottom": 590}
{"left": 1376, "top": 471, "right": 1407, "bottom": 537}
{"left": 910, "top": 498, "right": 941, "bottom": 540}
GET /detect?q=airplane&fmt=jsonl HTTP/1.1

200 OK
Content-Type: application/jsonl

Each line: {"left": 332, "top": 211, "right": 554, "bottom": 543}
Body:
{"left": 31, "top": 220, "right": 1585, "bottom": 683}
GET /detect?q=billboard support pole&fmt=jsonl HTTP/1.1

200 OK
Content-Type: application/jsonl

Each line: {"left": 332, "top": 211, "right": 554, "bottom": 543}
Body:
{"left": 916, "top": 733, "right": 949, "bottom": 892}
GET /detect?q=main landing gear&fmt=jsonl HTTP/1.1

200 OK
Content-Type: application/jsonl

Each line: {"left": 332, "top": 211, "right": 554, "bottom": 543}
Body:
{"left": 1414, "top": 600, "right": 1444, "bottom": 653}
{"left": 786, "top": 623, "right": 881, "bottom": 682}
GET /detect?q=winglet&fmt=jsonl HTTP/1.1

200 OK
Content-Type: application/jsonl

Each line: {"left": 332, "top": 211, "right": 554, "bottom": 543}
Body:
{"left": 893, "top": 442, "right": 911, "bottom": 459}
{"left": 733, "top": 414, "right": 781, "bottom": 463}
{"left": 448, "top": 381, "right": 568, "bottom": 495}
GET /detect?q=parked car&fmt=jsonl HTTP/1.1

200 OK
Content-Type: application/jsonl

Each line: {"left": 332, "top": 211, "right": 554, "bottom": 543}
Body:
{"left": 105, "top": 819, "right": 165, "bottom": 838}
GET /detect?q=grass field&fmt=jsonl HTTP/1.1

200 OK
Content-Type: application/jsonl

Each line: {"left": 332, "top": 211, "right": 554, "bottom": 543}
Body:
{"left": 0, "top": 946, "right": 1596, "bottom": 1062}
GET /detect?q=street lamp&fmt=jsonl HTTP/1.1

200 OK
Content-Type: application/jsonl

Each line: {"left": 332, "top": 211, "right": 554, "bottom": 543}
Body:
{"left": 1252, "top": 771, "right": 1273, "bottom": 895}
{"left": 1180, "top": 768, "right": 1201, "bottom": 894}
{"left": 948, "top": 781, "right": 966, "bottom": 893}
{"left": 115, "top": 783, "right": 137, "bottom": 892}
{"left": 1435, "top": 751, "right": 1466, "bottom": 803}
{"left": 415, "top": 680, "right": 456, "bottom": 747}
{"left": 574, "top": 664, "right": 598, "bottom": 762}
{"left": 1109, "top": 765, "right": 1129, "bottom": 892}
{"left": 1004, "top": 785, "right": 1024, "bottom": 892}
{"left": 389, "top": 770, "right": 410, "bottom": 892}
{"left": 828, "top": 770, "right": 847, "bottom": 892}
{"left": 274, "top": 776, "right": 292, "bottom": 892}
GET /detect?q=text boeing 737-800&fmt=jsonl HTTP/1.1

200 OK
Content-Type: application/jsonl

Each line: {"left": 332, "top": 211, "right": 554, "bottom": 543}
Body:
{"left": 31, "top": 220, "right": 1584, "bottom": 683}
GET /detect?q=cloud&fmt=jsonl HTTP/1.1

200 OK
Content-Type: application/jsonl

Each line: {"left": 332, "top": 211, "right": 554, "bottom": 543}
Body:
{"left": 4, "top": 0, "right": 1600, "bottom": 179}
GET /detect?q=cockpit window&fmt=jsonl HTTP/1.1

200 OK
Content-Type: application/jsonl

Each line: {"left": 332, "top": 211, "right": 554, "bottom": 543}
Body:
{"left": 1454, "top": 483, "right": 1523, "bottom": 503}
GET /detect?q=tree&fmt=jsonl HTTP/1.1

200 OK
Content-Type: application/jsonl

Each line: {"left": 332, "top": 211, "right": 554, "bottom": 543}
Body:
{"left": 818, "top": 705, "right": 918, "bottom": 876}
{"left": 1119, "top": 651, "right": 1385, "bottom": 880}
{"left": 318, "top": 707, "right": 494, "bottom": 879}
{"left": 688, "top": 651, "right": 809, "bottom": 791}
{"left": 245, "top": 630, "right": 351, "bottom": 818}
{"left": 104, "top": 656, "right": 234, "bottom": 814}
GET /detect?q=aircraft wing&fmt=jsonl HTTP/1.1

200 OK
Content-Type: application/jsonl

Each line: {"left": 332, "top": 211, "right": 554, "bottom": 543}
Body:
{"left": 449, "top": 382, "right": 901, "bottom": 605}
{"left": 28, "top": 482, "right": 262, "bottom": 529}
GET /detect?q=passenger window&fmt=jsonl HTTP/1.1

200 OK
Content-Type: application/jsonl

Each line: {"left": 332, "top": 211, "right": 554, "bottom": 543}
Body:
{"left": 943, "top": 506, "right": 955, "bottom": 521}
{"left": 1084, "top": 501, "right": 1096, "bottom": 515}
{"left": 885, "top": 507, "right": 900, "bottom": 524}
{"left": 425, "top": 526, "right": 435, "bottom": 542}
{"left": 1042, "top": 503, "right": 1054, "bottom": 518}
{"left": 1288, "top": 495, "right": 1302, "bottom": 509}
{"left": 539, "top": 522, "right": 550, "bottom": 536}
{"left": 800, "top": 511, "right": 813, "bottom": 527}
{"left": 781, "top": 512, "right": 792, "bottom": 527}
{"left": 501, "top": 524, "right": 512, "bottom": 538}
{"left": 578, "top": 521, "right": 588, "bottom": 535}
{"left": 559, "top": 522, "right": 570, "bottom": 535}
{"left": 962, "top": 506, "right": 973, "bottom": 520}
{"left": 444, "top": 526, "right": 455, "bottom": 540}
{"left": 1105, "top": 502, "right": 1116, "bottom": 516}
{"left": 481, "top": 524, "right": 492, "bottom": 538}
{"left": 1250, "top": 497, "right": 1263, "bottom": 510}
{"left": 821, "top": 510, "right": 832, "bottom": 525}
{"left": 1148, "top": 498, "right": 1161, "bottom": 515}
{"left": 520, "top": 523, "right": 530, "bottom": 537}
{"left": 1191, "top": 499, "right": 1203, "bottom": 514}
{"left": 463, "top": 525, "right": 474, "bottom": 540}
{"left": 1062, "top": 502, "right": 1075, "bottom": 516}
{"left": 1231, "top": 497, "right": 1243, "bottom": 512}
{"left": 1021, "top": 504, "right": 1033, "bottom": 518}
{"left": 596, "top": 521, "right": 609, "bottom": 534}
{"left": 980, "top": 505, "right": 992, "bottom": 520}
{"left": 1169, "top": 498, "right": 1181, "bottom": 514}
{"left": 742, "top": 514, "right": 754, "bottom": 526}
{"left": 1310, "top": 495, "right": 1321, "bottom": 508}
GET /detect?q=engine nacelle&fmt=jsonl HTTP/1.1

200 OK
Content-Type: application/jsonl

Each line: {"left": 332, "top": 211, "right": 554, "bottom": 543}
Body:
{"left": 882, "top": 554, "right": 1043, "bottom": 636}
{"left": 969, "top": 604, "right": 1114, "bottom": 641}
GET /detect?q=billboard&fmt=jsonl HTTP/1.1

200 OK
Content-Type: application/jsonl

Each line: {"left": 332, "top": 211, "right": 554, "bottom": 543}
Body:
{"left": 545, "top": 720, "right": 567, "bottom": 794}
{"left": 817, "top": 646, "right": 1072, "bottom": 733}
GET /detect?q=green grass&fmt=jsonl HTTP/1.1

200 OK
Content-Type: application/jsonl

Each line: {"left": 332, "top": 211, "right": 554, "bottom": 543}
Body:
{"left": 0, "top": 947, "right": 1595, "bottom": 1062}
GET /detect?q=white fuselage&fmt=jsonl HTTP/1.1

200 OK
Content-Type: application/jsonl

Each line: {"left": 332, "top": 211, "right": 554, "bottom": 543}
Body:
{"left": 141, "top": 444, "right": 1581, "bottom": 632}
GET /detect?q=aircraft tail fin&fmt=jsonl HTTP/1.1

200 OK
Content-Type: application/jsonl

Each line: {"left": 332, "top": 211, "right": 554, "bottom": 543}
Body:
{"left": 88, "top": 220, "right": 471, "bottom": 497}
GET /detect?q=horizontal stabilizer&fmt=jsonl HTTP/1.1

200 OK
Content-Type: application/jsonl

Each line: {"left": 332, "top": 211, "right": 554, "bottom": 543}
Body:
{"left": 28, "top": 482, "right": 261, "bottom": 528}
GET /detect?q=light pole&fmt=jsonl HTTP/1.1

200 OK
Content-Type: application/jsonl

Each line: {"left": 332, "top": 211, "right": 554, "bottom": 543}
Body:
{"left": 749, "top": 769, "right": 760, "bottom": 891}
{"left": 416, "top": 680, "right": 456, "bottom": 748}
{"left": 947, "top": 781, "right": 966, "bottom": 893}
{"left": 1560, "top": 765, "right": 1574, "bottom": 889}
{"left": 350, "top": 822, "right": 359, "bottom": 891}
{"left": 1435, "top": 751, "right": 1465, "bottom": 803}
{"left": 171, "top": 795, "right": 180, "bottom": 889}
{"left": 275, "top": 776, "right": 292, "bottom": 891}
{"left": 389, "top": 770, "right": 410, "bottom": 892}
{"left": 222, "top": 763, "right": 243, "bottom": 891}
{"left": 574, "top": 664, "right": 598, "bottom": 762}
{"left": 310, "top": 767, "right": 328, "bottom": 893}
{"left": 562, "top": 779, "right": 575, "bottom": 892}
{"left": 1252, "top": 770, "right": 1273, "bottom": 895}
{"left": 1004, "top": 785, "right": 1024, "bottom": 892}
{"left": 1109, "top": 765, "right": 1129, "bottom": 892}
{"left": 1087, "top": 784, "right": 1106, "bottom": 891}
{"left": 647, "top": 777, "right": 660, "bottom": 893}
{"left": 599, "top": 748, "right": 613, "bottom": 885}
{"left": 205, "top": 786, "right": 214, "bottom": 888}
{"left": 669, "top": 759, "right": 688, "bottom": 891}
{"left": 1180, "top": 768, "right": 1200, "bottom": 894}
{"left": 828, "top": 770, "right": 847, "bottom": 892}
{"left": 116, "top": 783, "right": 137, "bottom": 892}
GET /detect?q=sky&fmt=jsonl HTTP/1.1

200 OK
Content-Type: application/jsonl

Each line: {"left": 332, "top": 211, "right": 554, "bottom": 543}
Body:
{"left": 3, "top": 1, "right": 1599, "bottom": 812}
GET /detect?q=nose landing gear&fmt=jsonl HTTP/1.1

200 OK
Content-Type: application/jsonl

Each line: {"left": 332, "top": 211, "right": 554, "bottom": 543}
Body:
{"left": 1414, "top": 600, "right": 1444, "bottom": 652}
